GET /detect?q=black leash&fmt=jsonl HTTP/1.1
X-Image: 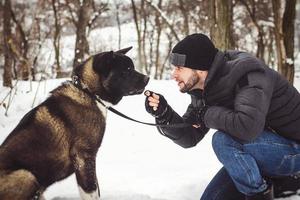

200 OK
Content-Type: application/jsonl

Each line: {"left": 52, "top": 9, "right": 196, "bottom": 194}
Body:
{"left": 71, "top": 76, "right": 192, "bottom": 128}
{"left": 99, "top": 100, "right": 192, "bottom": 128}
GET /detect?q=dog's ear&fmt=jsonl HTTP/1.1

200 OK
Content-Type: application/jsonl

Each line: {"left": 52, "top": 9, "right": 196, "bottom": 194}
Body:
{"left": 93, "top": 51, "right": 114, "bottom": 68}
{"left": 116, "top": 46, "right": 132, "bottom": 55}
{"left": 103, "top": 51, "right": 114, "bottom": 61}
{"left": 93, "top": 51, "right": 114, "bottom": 76}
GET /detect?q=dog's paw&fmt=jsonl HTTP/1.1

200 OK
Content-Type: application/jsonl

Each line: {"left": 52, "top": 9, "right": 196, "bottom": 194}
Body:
{"left": 78, "top": 186, "right": 100, "bottom": 200}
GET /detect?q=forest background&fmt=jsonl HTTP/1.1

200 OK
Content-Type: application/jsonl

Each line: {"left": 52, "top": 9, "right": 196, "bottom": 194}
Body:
{"left": 0, "top": 0, "right": 300, "bottom": 86}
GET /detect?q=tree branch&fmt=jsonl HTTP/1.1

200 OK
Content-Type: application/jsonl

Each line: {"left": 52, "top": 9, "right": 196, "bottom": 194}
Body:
{"left": 144, "top": 0, "right": 180, "bottom": 41}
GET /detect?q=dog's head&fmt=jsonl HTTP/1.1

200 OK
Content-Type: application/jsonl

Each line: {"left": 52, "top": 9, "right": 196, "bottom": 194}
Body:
{"left": 73, "top": 47, "right": 149, "bottom": 105}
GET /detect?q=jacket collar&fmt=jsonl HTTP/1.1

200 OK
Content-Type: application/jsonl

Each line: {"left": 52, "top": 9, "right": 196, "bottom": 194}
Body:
{"left": 204, "top": 50, "right": 227, "bottom": 90}
{"left": 187, "top": 89, "right": 202, "bottom": 98}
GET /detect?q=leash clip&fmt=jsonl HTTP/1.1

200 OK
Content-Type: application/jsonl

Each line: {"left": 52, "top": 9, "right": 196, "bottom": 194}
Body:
{"left": 72, "top": 75, "right": 79, "bottom": 85}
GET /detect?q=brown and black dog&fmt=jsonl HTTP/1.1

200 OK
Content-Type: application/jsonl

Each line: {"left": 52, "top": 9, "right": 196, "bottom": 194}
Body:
{"left": 0, "top": 47, "right": 149, "bottom": 200}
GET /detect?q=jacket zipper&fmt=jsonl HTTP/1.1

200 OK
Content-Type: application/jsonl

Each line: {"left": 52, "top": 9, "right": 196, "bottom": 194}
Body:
{"left": 202, "top": 90, "right": 206, "bottom": 107}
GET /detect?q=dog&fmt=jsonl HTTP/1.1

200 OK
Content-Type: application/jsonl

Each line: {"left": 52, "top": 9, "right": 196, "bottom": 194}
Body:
{"left": 0, "top": 47, "right": 149, "bottom": 200}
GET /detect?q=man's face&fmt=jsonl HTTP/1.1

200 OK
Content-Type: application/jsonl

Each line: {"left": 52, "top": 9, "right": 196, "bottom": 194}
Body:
{"left": 172, "top": 66, "right": 207, "bottom": 92}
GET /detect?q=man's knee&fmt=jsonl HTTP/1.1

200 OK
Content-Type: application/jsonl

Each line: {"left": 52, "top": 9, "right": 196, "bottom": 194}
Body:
{"left": 212, "top": 131, "right": 228, "bottom": 155}
{"left": 212, "top": 131, "right": 244, "bottom": 161}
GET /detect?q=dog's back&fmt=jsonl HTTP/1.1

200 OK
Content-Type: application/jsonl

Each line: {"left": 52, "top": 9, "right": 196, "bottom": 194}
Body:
{"left": 0, "top": 82, "right": 106, "bottom": 199}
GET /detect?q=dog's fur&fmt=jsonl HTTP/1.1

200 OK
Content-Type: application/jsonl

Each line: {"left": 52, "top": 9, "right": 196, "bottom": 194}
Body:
{"left": 0, "top": 47, "right": 149, "bottom": 200}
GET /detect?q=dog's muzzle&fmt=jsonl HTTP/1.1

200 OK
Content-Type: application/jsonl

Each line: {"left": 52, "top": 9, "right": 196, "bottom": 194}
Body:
{"left": 127, "top": 76, "right": 149, "bottom": 95}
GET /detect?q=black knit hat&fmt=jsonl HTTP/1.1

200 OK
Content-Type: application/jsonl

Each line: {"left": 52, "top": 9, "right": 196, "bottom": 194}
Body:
{"left": 170, "top": 33, "right": 218, "bottom": 70}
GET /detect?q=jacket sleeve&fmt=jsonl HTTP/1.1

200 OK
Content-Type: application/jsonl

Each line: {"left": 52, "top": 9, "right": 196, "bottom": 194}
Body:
{"left": 155, "top": 103, "right": 209, "bottom": 148}
{"left": 204, "top": 71, "right": 274, "bottom": 142}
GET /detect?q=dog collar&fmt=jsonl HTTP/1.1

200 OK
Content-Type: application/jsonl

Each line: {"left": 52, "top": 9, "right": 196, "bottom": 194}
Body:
{"left": 72, "top": 75, "right": 112, "bottom": 109}
{"left": 72, "top": 75, "right": 97, "bottom": 100}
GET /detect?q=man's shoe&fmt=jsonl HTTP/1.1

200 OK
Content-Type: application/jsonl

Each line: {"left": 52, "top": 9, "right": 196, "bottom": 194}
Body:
{"left": 245, "top": 184, "right": 273, "bottom": 200}
{"left": 273, "top": 175, "right": 300, "bottom": 198}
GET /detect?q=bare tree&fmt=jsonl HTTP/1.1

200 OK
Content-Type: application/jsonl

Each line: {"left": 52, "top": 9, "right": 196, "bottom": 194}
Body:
{"left": 87, "top": 1, "right": 109, "bottom": 35}
{"left": 154, "top": 0, "right": 162, "bottom": 79}
{"left": 0, "top": 2, "right": 3, "bottom": 59}
{"left": 239, "top": 0, "right": 266, "bottom": 59}
{"left": 178, "top": 0, "right": 189, "bottom": 35}
{"left": 2, "top": 1, "right": 51, "bottom": 82}
{"left": 51, "top": 0, "right": 63, "bottom": 78}
{"left": 30, "top": 0, "right": 53, "bottom": 80}
{"left": 209, "top": 0, "right": 234, "bottom": 50}
{"left": 282, "top": 0, "right": 296, "bottom": 84}
{"left": 141, "top": 0, "right": 150, "bottom": 74}
{"left": 72, "top": 0, "right": 93, "bottom": 67}
{"left": 144, "top": 0, "right": 180, "bottom": 41}
{"left": 114, "top": 0, "right": 122, "bottom": 49}
{"left": 272, "top": 0, "right": 285, "bottom": 72}
{"left": 272, "top": 0, "right": 296, "bottom": 83}
{"left": 3, "top": 0, "right": 13, "bottom": 87}
{"left": 131, "top": 0, "right": 143, "bottom": 71}
{"left": 64, "top": 0, "right": 108, "bottom": 68}
{"left": 9, "top": 3, "right": 31, "bottom": 80}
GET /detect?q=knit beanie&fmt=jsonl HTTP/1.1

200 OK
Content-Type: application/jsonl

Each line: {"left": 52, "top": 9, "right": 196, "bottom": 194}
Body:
{"left": 170, "top": 33, "right": 218, "bottom": 70}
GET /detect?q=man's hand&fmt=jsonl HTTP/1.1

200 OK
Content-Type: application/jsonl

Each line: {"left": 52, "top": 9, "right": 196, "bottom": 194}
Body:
{"left": 144, "top": 90, "right": 169, "bottom": 118}
{"left": 195, "top": 105, "right": 209, "bottom": 128}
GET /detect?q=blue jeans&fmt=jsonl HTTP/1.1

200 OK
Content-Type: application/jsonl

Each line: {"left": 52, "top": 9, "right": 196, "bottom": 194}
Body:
{"left": 200, "top": 167, "right": 244, "bottom": 200}
{"left": 200, "top": 130, "right": 300, "bottom": 199}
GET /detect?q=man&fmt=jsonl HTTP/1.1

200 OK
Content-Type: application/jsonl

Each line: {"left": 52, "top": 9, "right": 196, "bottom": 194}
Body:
{"left": 144, "top": 33, "right": 300, "bottom": 200}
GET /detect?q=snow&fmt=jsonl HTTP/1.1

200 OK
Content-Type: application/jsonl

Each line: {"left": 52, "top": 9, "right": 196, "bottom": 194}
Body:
{"left": 1, "top": 77, "right": 300, "bottom": 200}
{"left": 1, "top": 10, "right": 300, "bottom": 200}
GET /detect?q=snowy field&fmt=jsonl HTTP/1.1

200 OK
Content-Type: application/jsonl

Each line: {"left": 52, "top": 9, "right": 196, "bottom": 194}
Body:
{"left": 1, "top": 77, "right": 300, "bottom": 200}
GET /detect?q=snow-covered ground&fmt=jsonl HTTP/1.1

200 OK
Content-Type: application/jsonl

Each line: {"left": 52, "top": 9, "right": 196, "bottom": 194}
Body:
{"left": 1, "top": 77, "right": 300, "bottom": 200}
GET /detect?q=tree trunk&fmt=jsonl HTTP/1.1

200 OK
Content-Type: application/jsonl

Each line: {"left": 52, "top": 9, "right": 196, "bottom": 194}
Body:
{"left": 282, "top": 0, "right": 296, "bottom": 84}
{"left": 141, "top": 0, "right": 150, "bottom": 75}
{"left": 154, "top": 0, "right": 162, "bottom": 79}
{"left": 115, "top": 2, "right": 121, "bottom": 49}
{"left": 267, "top": 28, "right": 276, "bottom": 68}
{"left": 272, "top": 0, "right": 285, "bottom": 74}
{"left": 52, "top": 0, "right": 63, "bottom": 78}
{"left": 272, "top": 0, "right": 296, "bottom": 84}
{"left": 239, "top": 0, "right": 265, "bottom": 60}
{"left": 209, "top": 0, "right": 234, "bottom": 50}
{"left": 131, "top": 0, "right": 143, "bottom": 72}
{"left": 3, "top": 0, "right": 13, "bottom": 87}
{"left": 178, "top": 0, "right": 189, "bottom": 35}
{"left": 10, "top": 5, "right": 30, "bottom": 80}
{"left": 73, "top": 0, "right": 93, "bottom": 68}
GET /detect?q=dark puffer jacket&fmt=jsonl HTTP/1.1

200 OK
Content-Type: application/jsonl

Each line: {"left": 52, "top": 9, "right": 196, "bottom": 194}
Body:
{"left": 157, "top": 50, "right": 300, "bottom": 148}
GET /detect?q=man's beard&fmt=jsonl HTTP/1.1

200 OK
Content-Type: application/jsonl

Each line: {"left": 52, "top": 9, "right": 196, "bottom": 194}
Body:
{"left": 180, "top": 71, "right": 199, "bottom": 93}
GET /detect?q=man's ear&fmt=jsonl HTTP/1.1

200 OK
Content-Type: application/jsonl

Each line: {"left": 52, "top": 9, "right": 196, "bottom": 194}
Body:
{"left": 116, "top": 46, "right": 132, "bottom": 54}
